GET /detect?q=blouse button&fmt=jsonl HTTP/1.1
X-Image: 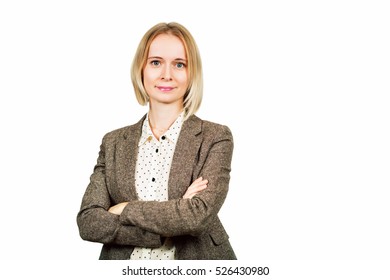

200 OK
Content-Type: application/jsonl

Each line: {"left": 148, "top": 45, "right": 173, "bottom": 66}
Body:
{"left": 152, "top": 178, "right": 156, "bottom": 182}
{"left": 161, "top": 136, "right": 166, "bottom": 140}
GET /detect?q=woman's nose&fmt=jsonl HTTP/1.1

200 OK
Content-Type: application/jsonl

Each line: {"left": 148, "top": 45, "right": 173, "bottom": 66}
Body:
{"left": 161, "top": 65, "right": 172, "bottom": 81}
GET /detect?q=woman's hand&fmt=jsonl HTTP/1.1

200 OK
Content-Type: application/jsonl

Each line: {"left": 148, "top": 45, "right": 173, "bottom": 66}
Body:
{"left": 108, "top": 202, "right": 129, "bottom": 215}
{"left": 108, "top": 178, "right": 207, "bottom": 215}
{"left": 183, "top": 177, "right": 208, "bottom": 199}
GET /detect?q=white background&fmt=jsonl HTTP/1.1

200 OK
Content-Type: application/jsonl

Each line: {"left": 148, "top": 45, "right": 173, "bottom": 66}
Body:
{"left": 1, "top": 0, "right": 389, "bottom": 278}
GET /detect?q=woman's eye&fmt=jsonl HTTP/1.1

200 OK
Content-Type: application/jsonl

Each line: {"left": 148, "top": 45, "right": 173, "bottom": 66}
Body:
{"left": 176, "top": 62, "right": 186, "bottom": 69}
{"left": 151, "top": 60, "right": 160, "bottom": 66}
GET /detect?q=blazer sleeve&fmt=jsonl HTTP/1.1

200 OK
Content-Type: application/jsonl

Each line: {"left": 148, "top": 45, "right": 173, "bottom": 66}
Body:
{"left": 119, "top": 125, "right": 233, "bottom": 237}
{"left": 76, "top": 135, "right": 162, "bottom": 248}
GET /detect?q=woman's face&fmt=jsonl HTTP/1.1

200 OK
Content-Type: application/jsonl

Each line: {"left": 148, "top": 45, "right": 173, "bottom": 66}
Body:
{"left": 143, "top": 34, "right": 189, "bottom": 108}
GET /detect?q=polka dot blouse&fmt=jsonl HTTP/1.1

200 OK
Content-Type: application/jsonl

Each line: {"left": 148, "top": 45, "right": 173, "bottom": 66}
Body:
{"left": 130, "top": 112, "right": 184, "bottom": 260}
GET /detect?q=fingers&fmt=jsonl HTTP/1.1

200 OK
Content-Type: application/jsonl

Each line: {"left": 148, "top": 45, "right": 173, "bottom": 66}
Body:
{"left": 192, "top": 177, "right": 204, "bottom": 184}
{"left": 108, "top": 202, "right": 129, "bottom": 215}
{"left": 183, "top": 177, "right": 208, "bottom": 199}
{"left": 190, "top": 178, "right": 208, "bottom": 188}
{"left": 189, "top": 178, "right": 208, "bottom": 191}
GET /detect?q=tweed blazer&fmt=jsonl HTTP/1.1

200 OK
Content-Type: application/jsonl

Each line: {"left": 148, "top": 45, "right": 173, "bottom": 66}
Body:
{"left": 77, "top": 114, "right": 236, "bottom": 260}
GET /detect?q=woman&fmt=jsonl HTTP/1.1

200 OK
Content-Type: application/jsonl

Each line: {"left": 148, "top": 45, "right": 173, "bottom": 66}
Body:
{"left": 77, "top": 22, "right": 236, "bottom": 260}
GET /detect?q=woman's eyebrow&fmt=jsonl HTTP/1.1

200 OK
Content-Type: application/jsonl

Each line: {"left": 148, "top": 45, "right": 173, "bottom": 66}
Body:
{"left": 147, "top": 56, "right": 163, "bottom": 60}
{"left": 147, "top": 56, "right": 187, "bottom": 61}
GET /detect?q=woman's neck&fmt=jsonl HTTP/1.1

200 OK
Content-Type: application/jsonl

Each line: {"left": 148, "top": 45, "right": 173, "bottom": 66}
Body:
{"left": 148, "top": 103, "right": 183, "bottom": 139}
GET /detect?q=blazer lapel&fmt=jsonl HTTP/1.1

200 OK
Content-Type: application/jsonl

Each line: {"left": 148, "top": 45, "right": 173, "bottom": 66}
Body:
{"left": 116, "top": 115, "right": 146, "bottom": 200}
{"left": 168, "top": 115, "right": 202, "bottom": 199}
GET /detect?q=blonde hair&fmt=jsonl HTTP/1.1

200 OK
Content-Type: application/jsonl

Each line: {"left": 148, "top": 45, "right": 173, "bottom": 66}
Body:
{"left": 131, "top": 22, "right": 203, "bottom": 120}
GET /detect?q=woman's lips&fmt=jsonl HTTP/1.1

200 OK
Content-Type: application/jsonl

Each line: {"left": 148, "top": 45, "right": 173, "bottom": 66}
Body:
{"left": 156, "top": 86, "right": 174, "bottom": 92}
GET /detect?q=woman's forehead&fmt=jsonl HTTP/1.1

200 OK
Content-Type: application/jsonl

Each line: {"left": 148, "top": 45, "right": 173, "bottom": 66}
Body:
{"left": 148, "top": 34, "right": 187, "bottom": 59}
